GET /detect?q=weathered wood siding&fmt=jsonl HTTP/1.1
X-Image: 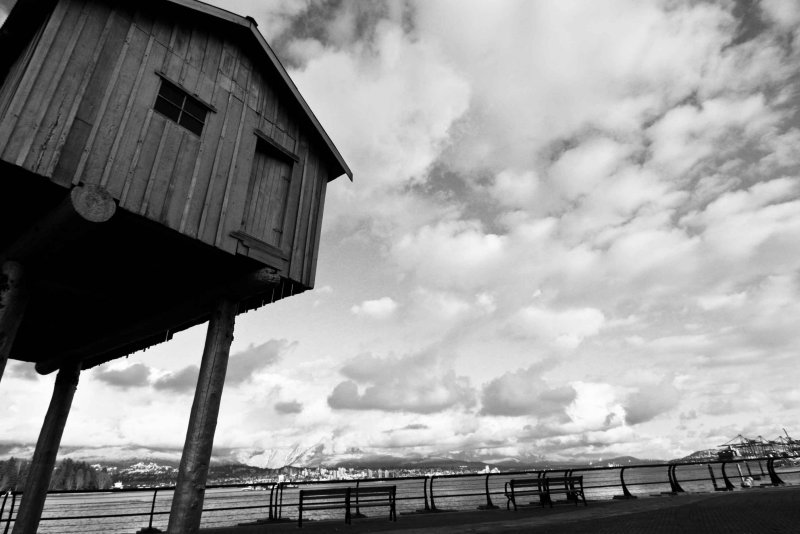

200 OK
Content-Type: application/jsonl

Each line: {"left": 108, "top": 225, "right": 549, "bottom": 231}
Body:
{"left": 0, "top": 0, "right": 332, "bottom": 288}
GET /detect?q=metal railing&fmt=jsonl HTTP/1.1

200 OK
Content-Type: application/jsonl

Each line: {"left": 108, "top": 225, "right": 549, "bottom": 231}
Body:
{"left": 1, "top": 455, "right": 797, "bottom": 532}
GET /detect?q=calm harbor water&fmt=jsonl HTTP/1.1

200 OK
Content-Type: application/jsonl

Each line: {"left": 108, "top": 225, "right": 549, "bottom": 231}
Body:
{"left": 17, "top": 463, "right": 800, "bottom": 533}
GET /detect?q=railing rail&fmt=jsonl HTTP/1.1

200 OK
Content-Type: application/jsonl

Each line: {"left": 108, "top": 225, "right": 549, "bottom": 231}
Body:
{"left": 0, "top": 455, "right": 797, "bottom": 532}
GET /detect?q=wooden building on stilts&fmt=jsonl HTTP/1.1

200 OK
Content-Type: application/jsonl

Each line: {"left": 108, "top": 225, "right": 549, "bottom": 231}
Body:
{"left": 0, "top": 0, "right": 352, "bottom": 531}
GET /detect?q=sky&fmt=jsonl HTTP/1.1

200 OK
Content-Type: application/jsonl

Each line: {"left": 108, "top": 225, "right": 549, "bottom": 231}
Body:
{"left": 2, "top": 0, "right": 800, "bottom": 466}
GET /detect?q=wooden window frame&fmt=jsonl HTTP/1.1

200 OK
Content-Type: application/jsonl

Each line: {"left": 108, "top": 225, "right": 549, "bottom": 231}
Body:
{"left": 153, "top": 72, "right": 214, "bottom": 136}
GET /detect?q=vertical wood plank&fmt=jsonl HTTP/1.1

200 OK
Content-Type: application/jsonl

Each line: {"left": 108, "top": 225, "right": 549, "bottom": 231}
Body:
{"left": 139, "top": 121, "right": 175, "bottom": 215}
{"left": 64, "top": 12, "right": 140, "bottom": 183}
{"left": 178, "top": 78, "right": 230, "bottom": 234}
{"left": 12, "top": 1, "right": 90, "bottom": 166}
{"left": 98, "top": 34, "right": 156, "bottom": 187}
{"left": 289, "top": 148, "right": 318, "bottom": 282}
{"left": 301, "top": 158, "right": 323, "bottom": 283}
{"left": 161, "top": 132, "right": 200, "bottom": 228}
{"left": 195, "top": 91, "right": 237, "bottom": 239}
{"left": 0, "top": 0, "right": 70, "bottom": 154}
{"left": 307, "top": 175, "right": 329, "bottom": 287}
{"left": 119, "top": 110, "right": 159, "bottom": 208}
{"left": 44, "top": 11, "right": 127, "bottom": 179}
{"left": 214, "top": 67, "right": 253, "bottom": 247}
{"left": 280, "top": 134, "right": 309, "bottom": 256}
{"left": 144, "top": 125, "right": 193, "bottom": 222}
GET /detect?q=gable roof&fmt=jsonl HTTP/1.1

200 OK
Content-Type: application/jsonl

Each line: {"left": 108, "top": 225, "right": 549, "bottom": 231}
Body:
{"left": 167, "top": 0, "right": 352, "bottom": 181}
{"left": 0, "top": 0, "right": 353, "bottom": 181}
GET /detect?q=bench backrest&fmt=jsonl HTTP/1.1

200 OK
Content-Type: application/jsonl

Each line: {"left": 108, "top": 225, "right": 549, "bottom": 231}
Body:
{"left": 354, "top": 485, "right": 396, "bottom": 497}
{"left": 543, "top": 476, "right": 583, "bottom": 488}
{"left": 510, "top": 478, "right": 544, "bottom": 489}
{"left": 300, "top": 487, "right": 351, "bottom": 501}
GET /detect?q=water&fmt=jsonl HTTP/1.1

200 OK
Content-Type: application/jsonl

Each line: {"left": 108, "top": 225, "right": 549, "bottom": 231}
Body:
{"left": 8, "top": 462, "right": 798, "bottom": 533}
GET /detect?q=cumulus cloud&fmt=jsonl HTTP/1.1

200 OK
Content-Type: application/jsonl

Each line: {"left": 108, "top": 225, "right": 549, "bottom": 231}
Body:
{"left": 275, "top": 401, "right": 303, "bottom": 414}
{"left": 350, "top": 297, "right": 398, "bottom": 319}
{"left": 481, "top": 365, "right": 576, "bottom": 418}
{"left": 93, "top": 363, "right": 151, "bottom": 389}
{"left": 226, "top": 340, "right": 294, "bottom": 385}
{"left": 6, "top": 361, "right": 38, "bottom": 381}
{"left": 392, "top": 220, "right": 506, "bottom": 289}
{"left": 327, "top": 350, "right": 476, "bottom": 413}
{"left": 152, "top": 365, "right": 199, "bottom": 393}
{"left": 151, "top": 339, "right": 292, "bottom": 392}
{"left": 510, "top": 306, "right": 605, "bottom": 349}
{"left": 623, "top": 379, "right": 681, "bottom": 425}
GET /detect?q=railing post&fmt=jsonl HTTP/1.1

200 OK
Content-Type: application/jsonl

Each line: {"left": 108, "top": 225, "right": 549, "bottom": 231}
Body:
{"left": 670, "top": 465, "right": 684, "bottom": 493}
{"left": 416, "top": 477, "right": 430, "bottom": 512}
{"left": 720, "top": 462, "right": 735, "bottom": 491}
{"left": 429, "top": 476, "right": 437, "bottom": 511}
{"left": 268, "top": 484, "right": 275, "bottom": 520}
{"left": 151, "top": 488, "right": 160, "bottom": 529}
{"left": 352, "top": 480, "right": 364, "bottom": 518}
{"left": 3, "top": 493, "right": 16, "bottom": 534}
{"left": 708, "top": 464, "right": 721, "bottom": 491}
{"left": 478, "top": 473, "right": 498, "bottom": 509}
{"left": 613, "top": 466, "right": 636, "bottom": 499}
{"left": 278, "top": 483, "right": 285, "bottom": 519}
{"left": 767, "top": 458, "right": 785, "bottom": 486}
{"left": 138, "top": 488, "right": 160, "bottom": 533}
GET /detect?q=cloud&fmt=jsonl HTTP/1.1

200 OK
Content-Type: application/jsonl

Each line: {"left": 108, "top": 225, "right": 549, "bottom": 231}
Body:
{"left": 392, "top": 220, "right": 506, "bottom": 289}
{"left": 226, "top": 339, "right": 294, "bottom": 385}
{"left": 510, "top": 306, "right": 605, "bottom": 349}
{"left": 350, "top": 297, "right": 398, "bottom": 319}
{"left": 152, "top": 365, "right": 199, "bottom": 393}
{"left": 623, "top": 379, "right": 681, "bottom": 425}
{"left": 6, "top": 361, "right": 38, "bottom": 381}
{"left": 150, "top": 339, "right": 292, "bottom": 392}
{"left": 93, "top": 363, "right": 151, "bottom": 389}
{"left": 481, "top": 365, "right": 576, "bottom": 418}
{"left": 274, "top": 401, "right": 303, "bottom": 414}
{"left": 327, "top": 350, "right": 476, "bottom": 414}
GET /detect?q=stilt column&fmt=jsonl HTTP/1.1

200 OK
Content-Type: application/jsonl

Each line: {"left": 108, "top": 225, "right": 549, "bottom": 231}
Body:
{"left": 12, "top": 362, "right": 81, "bottom": 534}
{"left": 167, "top": 297, "right": 237, "bottom": 534}
{"left": 0, "top": 261, "right": 28, "bottom": 383}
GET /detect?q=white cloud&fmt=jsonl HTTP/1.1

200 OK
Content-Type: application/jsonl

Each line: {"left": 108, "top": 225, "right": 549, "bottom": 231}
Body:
{"left": 351, "top": 297, "right": 398, "bottom": 319}
{"left": 511, "top": 306, "right": 605, "bottom": 350}
{"left": 392, "top": 220, "right": 506, "bottom": 289}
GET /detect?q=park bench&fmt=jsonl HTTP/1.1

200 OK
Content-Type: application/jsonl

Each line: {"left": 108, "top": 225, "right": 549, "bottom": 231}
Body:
{"left": 504, "top": 477, "right": 547, "bottom": 511}
{"left": 541, "top": 476, "right": 587, "bottom": 507}
{"left": 298, "top": 487, "right": 351, "bottom": 528}
{"left": 505, "top": 475, "right": 587, "bottom": 511}
{"left": 297, "top": 484, "right": 397, "bottom": 527}
{"left": 353, "top": 485, "right": 397, "bottom": 522}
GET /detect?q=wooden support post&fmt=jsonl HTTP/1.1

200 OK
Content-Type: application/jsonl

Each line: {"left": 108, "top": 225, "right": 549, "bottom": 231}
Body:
{"left": 167, "top": 298, "right": 237, "bottom": 534}
{"left": 0, "top": 261, "right": 28, "bottom": 383}
{"left": 11, "top": 362, "right": 80, "bottom": 534}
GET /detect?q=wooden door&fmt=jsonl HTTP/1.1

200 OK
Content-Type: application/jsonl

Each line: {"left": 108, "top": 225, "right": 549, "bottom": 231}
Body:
{"left": 242, "top": 142, "right": 292, "bottom": 247}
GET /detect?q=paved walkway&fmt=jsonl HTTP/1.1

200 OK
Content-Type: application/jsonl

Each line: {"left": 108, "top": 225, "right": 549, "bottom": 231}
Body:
{"left": 201, "top": 485, "right": 800, "bottom": 533}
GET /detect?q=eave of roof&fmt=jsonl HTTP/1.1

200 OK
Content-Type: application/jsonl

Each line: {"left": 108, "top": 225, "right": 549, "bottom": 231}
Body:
{"left": 167, "top": 0, "right": 353, "bottom": 181}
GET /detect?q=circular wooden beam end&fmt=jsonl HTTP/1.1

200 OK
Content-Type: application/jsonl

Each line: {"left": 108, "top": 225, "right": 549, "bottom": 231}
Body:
{"left": 70, "top": 184, "right": 117, "bottom": 223}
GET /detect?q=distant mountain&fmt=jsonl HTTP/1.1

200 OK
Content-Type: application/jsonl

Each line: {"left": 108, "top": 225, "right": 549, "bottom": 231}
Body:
{"left": 0, "top": 441, "right": 666, "bottom": 471}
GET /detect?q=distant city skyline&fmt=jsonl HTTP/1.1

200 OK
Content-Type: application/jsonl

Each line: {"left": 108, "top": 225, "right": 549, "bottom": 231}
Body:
{"left": 2, "top": 0, "right": 800, "bottom": 466}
